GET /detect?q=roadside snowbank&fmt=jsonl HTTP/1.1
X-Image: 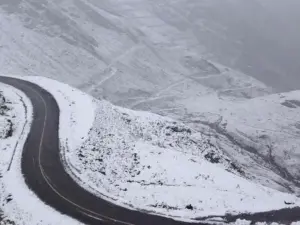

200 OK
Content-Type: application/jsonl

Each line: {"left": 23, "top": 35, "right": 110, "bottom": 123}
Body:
{"left": 22, "top": 76, "right": 96, "bottom": 153}
{"left": 0, "top": 82, "right": 81, "bottom": 225}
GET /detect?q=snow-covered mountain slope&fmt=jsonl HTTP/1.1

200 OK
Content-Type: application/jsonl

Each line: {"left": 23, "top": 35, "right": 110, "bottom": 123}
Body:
{"left": 0, "top": 0, "right": 274, "bottom": 125}
{"left": 9, "top": 76, "right": 296, "bottom": 222}
{"left": 0, "top": 82, "right": 80, "bottom": 225}
{"left": 1, "top": 0, "right": 300, "bottom": 93}
{"left": 1, "top": 76, "right": 300, "bottom": 224}
{"left": 63, "top": 96, "right": 300, "bottom": 221}
{"left": 0, "top": 0, "right": 300, "bottom": 222}
{"left": 190, "top": 90, "right": 300, "bottom": 194}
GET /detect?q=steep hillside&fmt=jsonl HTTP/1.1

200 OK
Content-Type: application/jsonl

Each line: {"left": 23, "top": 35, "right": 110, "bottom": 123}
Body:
{"left": 1, "top": 0, "right": 300, "bottom": 93}
{"left": 1, "top": 76, "right": 300, "bottom": 224}
{"left": 184, "top": 91, "right": 300, "bottom": 194}
{"left": 1, "top": 0, "right": 300, "bottom": 222}
{"left": 63, "top": 96, "right": 300, "bottom": 221}
{"left": 0, "top": 0, "right": 272, "bottom": 124}
{"left": 17, "top": 76, "right": 300, "bottom": 222}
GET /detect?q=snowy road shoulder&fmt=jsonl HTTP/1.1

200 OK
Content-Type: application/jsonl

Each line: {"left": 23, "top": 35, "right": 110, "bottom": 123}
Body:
{"left": 22, "top": 76, "right": 96, "bottom": 152}
{"left": 0, "top": 81, "right": 81, "bottom": 225}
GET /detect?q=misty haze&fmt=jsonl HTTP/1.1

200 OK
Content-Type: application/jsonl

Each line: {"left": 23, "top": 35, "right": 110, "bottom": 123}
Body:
{"left": 1, "top": 1, "right": 300, "bottom": 225}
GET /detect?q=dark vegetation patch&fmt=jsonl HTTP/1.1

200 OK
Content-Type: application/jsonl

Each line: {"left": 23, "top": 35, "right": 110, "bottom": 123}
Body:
{"left": 295, "top": 123, "right": 300, "bottom": 130}
{"left": 258, "top": 134, "right": 269, "bottom": 139}
{"left": 284, "top": 201, "right": 294, "bottom": 205}
{"left": 289, "top": 100, "right": 300, "bottom": 107}
{"left": 0, "top": 119, "right": 13, "bottom": 139}
{"left": 0, "top": 96, "right": 10, "bottom": 116}
{"left": 166, "top": 125, "right": 191, "bottom": 134}
{"left": 204, "top": 151, "right": 244, "bottom": 175}
{"left": 126, "top": 179, "right": 186, "bottom": 187}
{"left": 0, "top": 214, "right": 15, "bottom": 225}
{"left": 199, "top": 206, "right": 300, "bottom": 224}
{"left": 4, "top": 119, "right": 13, "bottom": 139}
{"left": 204, "top": 152, "right": 220, "bottom": 164}
{"left": 149, "top": 203, "right": 179, "bottom": 210}
{"left": 121, "top": 113, "right": 132, "bottom": 124}
{"left": 5, "top": 194, "right": 12, "bottom": 204}
{"left": 0, "top": 210, "right": 3, "bottom": 222}
{"left": 183, "top": 56, "right": 221, "bottom": 75}
{"left": 186, "top": 204, "right": 194, "bottom": 210}
{"left": 0, "top": 92, "right": 14, "bottom": 139}
{"left": 281, "top": 100, "right": 300, "bottom": 108}
{"left": 78, "top": 152, "right": 85, "bottom": 158}
{"left": 0, "top": 105, "right": 9, "bottom": 115}
{"left": 229, "top": 162, "right": 244, "bottom": 175}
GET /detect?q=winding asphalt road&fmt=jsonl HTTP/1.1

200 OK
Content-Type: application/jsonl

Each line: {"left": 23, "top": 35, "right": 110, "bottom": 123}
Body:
{"left": 2, "top": 76, "right": 300, "bottom": 225}
{"left": 0, "top": 76, "right": 204, "bottom": 225}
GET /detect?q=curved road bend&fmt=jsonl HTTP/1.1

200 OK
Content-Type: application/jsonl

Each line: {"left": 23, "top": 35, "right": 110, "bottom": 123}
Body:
{"left": 0, "top": 77, "right": 204, "bottom": 225}
{"left": 2, "top": 76, "right": 300, "bottom": 225}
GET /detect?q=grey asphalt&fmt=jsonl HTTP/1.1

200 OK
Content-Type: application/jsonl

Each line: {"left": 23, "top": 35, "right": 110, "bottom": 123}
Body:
{"left": 0, "top": 76, "right": 205, "bottom": 225}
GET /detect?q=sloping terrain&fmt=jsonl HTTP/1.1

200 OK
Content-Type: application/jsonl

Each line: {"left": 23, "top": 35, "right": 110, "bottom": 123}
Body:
{"left": 1, "top": 76, "right": 300, "bottom": 224}
{"left": 1, "top": 0, "right": 300, "bottom": 92}
{"left": 190, "top": 91, "right": 300, "bottom": 194}
{"left": 63, "top": 96, "right": 300, "bottom": 221}
{"left": 0, "top": 0, "right": 300, "bottom": 224}
{"left": 0, "top": 0, "right": 272, "bottom": 120}
{"left": 16, "top": 77, "right": 299, "bottom": 222}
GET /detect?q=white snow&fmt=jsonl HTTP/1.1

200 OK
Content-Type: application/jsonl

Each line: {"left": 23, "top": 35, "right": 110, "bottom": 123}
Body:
{"left": 51, "top": 89, "right": 300, "bottom": 221}
{"left": 21, "top": 76, "right": 96, "bottom": 153}
{"left": 192, "top": 90, "right": 300, "bottom": 194}
{"left": 0, "top": 0, "right": 299, "bottom": 223}
{"left": 0, "top": 82, "right": 81, "bottom": 225}
{"left": 0, "top": 4, "right": 273, "bottom": 123}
